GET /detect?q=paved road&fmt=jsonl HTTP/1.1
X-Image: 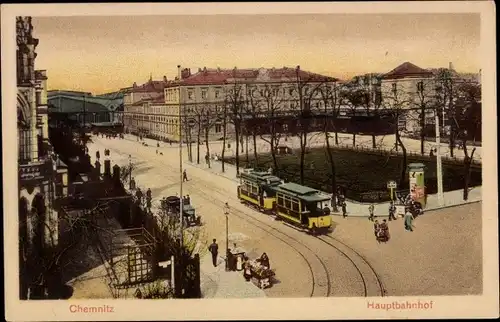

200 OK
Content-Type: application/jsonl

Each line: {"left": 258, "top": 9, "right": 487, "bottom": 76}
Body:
{"left": 89, "top": 135, "right": 482, "bottom": 297}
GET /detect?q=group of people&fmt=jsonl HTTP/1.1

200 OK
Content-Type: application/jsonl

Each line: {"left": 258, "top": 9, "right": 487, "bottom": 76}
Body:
{"left": 208, "top": 238, "right": 271, "bottom": 283}
{"left": 374, "top": 219, "right": 390, "bottom": 242}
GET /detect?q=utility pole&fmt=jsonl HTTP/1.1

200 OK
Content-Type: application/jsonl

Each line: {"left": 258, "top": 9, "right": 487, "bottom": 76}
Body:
{"left": 435, "top": 88, "right": 444, "bottom": 206}
{"left": 178, "top": 65, "right": 184, "bottom": 250}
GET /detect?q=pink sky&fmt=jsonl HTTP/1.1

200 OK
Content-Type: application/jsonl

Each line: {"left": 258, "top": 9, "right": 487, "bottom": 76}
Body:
{"left": 31, "top": 13, "right": 480, "bottom": 95}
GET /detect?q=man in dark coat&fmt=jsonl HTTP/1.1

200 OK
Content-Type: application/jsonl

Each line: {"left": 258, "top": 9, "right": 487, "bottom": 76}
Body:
{"left": 342, "top": 201, "right": 347, "bottom": 218}
{"left": 208, "top": 239, "right": 219, "bottom": 267}
{"left": 388, "top": 201, "right": 397, "bottom": 221}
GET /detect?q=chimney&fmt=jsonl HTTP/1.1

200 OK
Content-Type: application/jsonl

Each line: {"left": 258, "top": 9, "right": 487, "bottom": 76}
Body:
{"left": 217, "top": 67, "right": 221, "bottom": 73}
{"left": 177, "top": 65, "right": 181, "bottom": 80}
{"left": 181, "top": 68, "right": 191, "bottom": 79}
{"left": 163, "top": 75, "right": 167, "bottom": 82}
{"left": 133, "top": 82, "right": 137, "bottom": 88}
{"left": 296, "top": 65, "right": 300, "bottom": 71}
{"left": 449, "top": 62, "right": 454, "bottom": 71}
{"left": 198, "top": 68, "right": 202, "bottom": 72}
{"left": 203, "top": 67, "right": 207, "bottom": 74}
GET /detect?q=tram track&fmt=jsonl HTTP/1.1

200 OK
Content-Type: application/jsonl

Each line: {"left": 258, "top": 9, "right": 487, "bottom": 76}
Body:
{"left": 101, "top": 142, "right": 332, "bottom": 297}
{"left": 316, "top": 235, "right": 386, "bottom": 297}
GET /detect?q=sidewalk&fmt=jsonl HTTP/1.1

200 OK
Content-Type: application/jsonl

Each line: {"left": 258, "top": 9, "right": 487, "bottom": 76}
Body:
{"left": 199, "top": 253, "right": 266, "bottom": 298}
{"left": 188, "top": 159, "right": 482, "bottom": 217}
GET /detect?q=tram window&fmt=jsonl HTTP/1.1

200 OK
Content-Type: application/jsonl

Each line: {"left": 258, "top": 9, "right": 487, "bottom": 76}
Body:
{"left": 292, "top": 201, "right": 299, "bottom": 212}
{"left": 277, "top": 195, "right": 284, "bottom": 205}
{"left": 284, "top": 198, "right": 291, "bottom": 209}
{"left": 301, "top": 202, "right": 307, "bottom": 212}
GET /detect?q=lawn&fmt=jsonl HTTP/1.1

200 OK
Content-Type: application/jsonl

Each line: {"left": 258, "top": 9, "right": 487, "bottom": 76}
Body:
{"left": 225, "top": 147, "right": 482, "bottom": 202}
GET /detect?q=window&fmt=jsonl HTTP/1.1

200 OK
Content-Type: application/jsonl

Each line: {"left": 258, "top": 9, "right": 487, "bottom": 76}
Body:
{"left": 284, "top": 197, "right": 291, "bottom": 209}
{"left": 292, "top": 200, "right": 300, "bottom": 212}
{"left": 417, "top": 81, "right": 424, "bottom": 92}
{"left": 392, "top": 83, "right": 397, "bottom": 93}
{"left": 188, "top": 90, "right": 194, "bottom": 100}
{"left": 277, "top": 195, "right": 284, "bottom": 206}
{"left": 202, "top": 89, "right": 207, "bottom": 99}
{"left": 215, "top": 90, "right": 220, "bottom": 98}
{"left": 215, "top": 124, "right": 222, "bottom": 133}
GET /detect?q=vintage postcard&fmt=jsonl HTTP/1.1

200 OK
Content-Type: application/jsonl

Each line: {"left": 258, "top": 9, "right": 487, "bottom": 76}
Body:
{"left": 2, "top": 1, "right": 498, "bottom": 321}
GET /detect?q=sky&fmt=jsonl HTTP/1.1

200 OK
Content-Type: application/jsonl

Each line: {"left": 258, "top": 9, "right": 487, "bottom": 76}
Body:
{"left": 31, "top": 13, "right": 480, "bottom": 95}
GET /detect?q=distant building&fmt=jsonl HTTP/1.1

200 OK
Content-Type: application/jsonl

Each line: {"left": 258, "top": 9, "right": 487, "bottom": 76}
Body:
{"left": 17, "top": 16, "right": 68, "bottom": 299}
{"left": 122, "top": 75, "right": 170, "bottom": 138}
{"left": 48, "top": 91, "right": 124, "bottom": 128}
{"left": 381, "top": 61, "right": 478, "bottom": 135}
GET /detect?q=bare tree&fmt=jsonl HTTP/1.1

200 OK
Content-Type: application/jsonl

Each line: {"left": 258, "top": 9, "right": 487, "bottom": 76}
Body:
{"left": 202, "top": 104, "right": 216, "bottom": 169}
{"left": 318, "top": 82, "right": 345, "bottom": 211}
{"left": 292, "top": 66, "right": 332, "bottom": 185}
{"left": 245, "top": 85, "right": 264, "bottom": 163}
{"left": 225, "top": 68, "right": 246, "bottom": 176}
{"left": 382, "top": 84, "right": 411, "bottom": 186}
{"left": 258, "top": 83, "right": 287, "bottom": 172}
{"left": 414, "top": 80, "right": 436, "bottom": 155}
{"left": 344, "top": 74, "right": 384, "bottom": 148}
{"left": 220, "top": 97, "right": 229, "bottom": 173}
{"left": 451, "top": 81, "right": 481, "bottom": 200}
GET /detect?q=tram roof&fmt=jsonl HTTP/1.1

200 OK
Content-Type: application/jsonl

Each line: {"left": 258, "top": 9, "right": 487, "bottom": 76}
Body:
{"left": 274, "top": 182, "right": 330, "bottom": 202}
{"left": 240, "top": 171, "right": 282, "bottom": 184}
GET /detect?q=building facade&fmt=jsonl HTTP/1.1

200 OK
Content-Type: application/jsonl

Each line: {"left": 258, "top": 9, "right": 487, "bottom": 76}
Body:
{"left": 122, "top": 77, "right": 170, "bottom": 138}
{"left": 163, "top": 66, "right": 338, "bottom": 141}
{"left": 17, "top": 17, "right": 68, "bottom": 299}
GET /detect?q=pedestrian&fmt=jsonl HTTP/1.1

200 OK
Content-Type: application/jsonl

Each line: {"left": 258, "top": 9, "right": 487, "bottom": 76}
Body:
{"left": 404, "top": 210, "right": 414, "bottom": 232}
{"left": 373, "top": 220, "right": 380, "bottom": 239}
{"left": 368, "top": 204, "right": 375, "bottom": 221}
{"left": 342, "top": 201, "right": 347, "bottom": 218}
{"left": 156, "top": 149, "right": 158, "bottom": 154}
{"left": 388, "top": 201, "right": 397, "bottom": 221}
{"left": 183, "top": 169, "right": 188, "bottom": 182}
{"left": 208, "top": 239, "right": 219, "bottom": 267}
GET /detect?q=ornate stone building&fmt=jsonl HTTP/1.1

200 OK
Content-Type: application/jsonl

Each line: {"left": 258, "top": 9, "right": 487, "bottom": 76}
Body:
{"left": 17, "top": 16, "right": 68, "bottom": 299}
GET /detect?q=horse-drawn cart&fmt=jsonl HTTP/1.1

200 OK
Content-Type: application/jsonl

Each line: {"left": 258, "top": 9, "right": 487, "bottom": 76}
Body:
{"left": 161, "top": 195, "right": 202, "bottom": 227}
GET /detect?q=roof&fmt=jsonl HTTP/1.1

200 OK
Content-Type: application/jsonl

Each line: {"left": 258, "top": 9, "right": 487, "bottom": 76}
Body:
{"left": 168, "top": 67, "right": 338, "bottom": 86}
{"left": 382, "top": 62, "right": 434, "bottom": 80}
{"left": 273, "top": 183, "right": 330, "bottom": 202}
{"left": 240, "top": 170, "right": 282, "bottom": 185}
{"left": 47, "top": 96, "right": 114, "bottom": 113}
{"left": 48, "top": 94, "right": 123, "bottom": 111}
{"left": 130, "top": 79, "right": 170, "bottom": 93}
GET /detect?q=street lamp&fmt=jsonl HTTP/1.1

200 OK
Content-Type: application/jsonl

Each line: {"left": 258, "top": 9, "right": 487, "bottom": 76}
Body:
{"left": 224, "top": 202, "right": 230, "bottom": 271}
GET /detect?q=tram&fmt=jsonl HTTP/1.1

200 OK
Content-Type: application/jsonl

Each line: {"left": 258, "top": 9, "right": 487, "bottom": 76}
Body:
{"left": 271, "top": 182, "right": 332, "bottom": 234}
{"left": 237, "top": 170, "right": 283, "bottom": 213}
